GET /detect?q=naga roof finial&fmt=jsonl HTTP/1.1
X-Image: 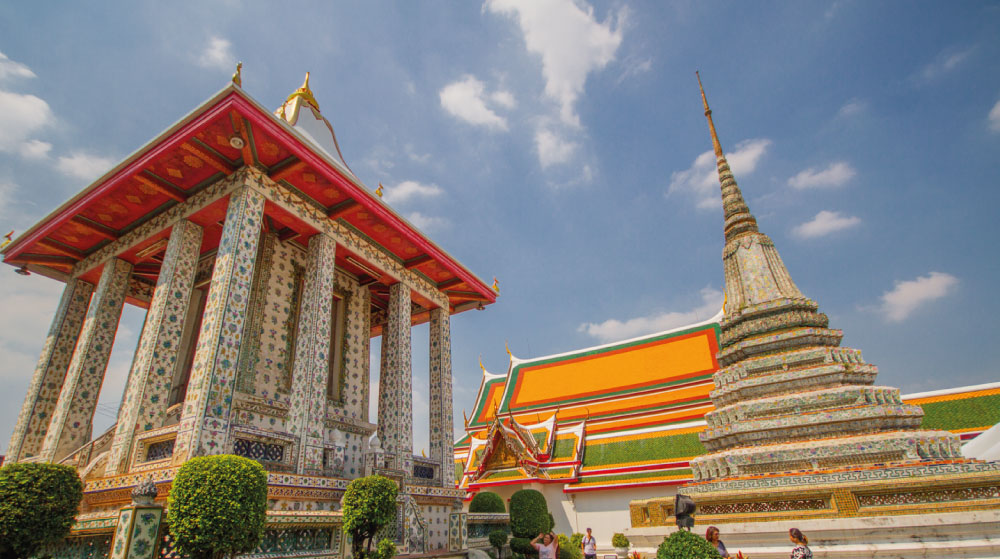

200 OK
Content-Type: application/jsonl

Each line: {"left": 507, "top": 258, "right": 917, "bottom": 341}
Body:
{"left": 231, "top": 62, "right": 243, "bottom": 87}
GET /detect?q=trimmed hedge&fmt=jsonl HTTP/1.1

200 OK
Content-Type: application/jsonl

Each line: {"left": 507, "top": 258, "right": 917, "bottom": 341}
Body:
{"left": 342, "top": 475, "right": 399, "bottom": 558}
{"left": 470, "top": 491, "right": 507, "bottom": 513}
{"left": 490, "top": 529, "right": 509, "bottom": 556}
{"left": 509, "top": 489, "right": 549, "bottom": 539}
{"left": 0, "top": 462, "right": 83, "bottom": 559}
{"left": 167, "top": 455, "right": 268, "bottom": 559}
{"left": 656, "top": 530, "right": 718, "bottom": 559}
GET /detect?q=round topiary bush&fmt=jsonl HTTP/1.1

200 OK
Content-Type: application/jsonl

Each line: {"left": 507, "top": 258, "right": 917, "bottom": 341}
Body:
{"left": 489, "top": 529, "right": 509, "bottom": 557}
{"left": 509, "top": 537, "right": 536, "bottom": 556}
{"left": 167, "top": 455, "right": 268, "bottom": 559}
{"left": 656, "top": 530, "right": 718, "bottom": 559}
{"left": 612, "top": 533, "right": 629, "bottom": 548}
{"left": 509, "top": 489, "right": 549, "bottom": 539}
{"left": 470, "top": 491, "right": 507, "bottom": 513}
{"left": 0, "top": 462, "right": 83, "bottom": 559}
{"left": 342, "top": 475, "right": 399, "bottom": 558}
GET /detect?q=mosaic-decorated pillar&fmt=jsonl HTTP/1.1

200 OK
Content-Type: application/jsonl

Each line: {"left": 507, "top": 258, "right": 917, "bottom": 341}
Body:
{"left": 110, "top": 480, "right": 163, "bottom": 559}
{"left": 6, "top": 279, "right": 94, "bottom": 462}
{"left": 173, "top": 184, "right": 265, "bottom": 463}
{"left": 288, "top": 234, "right": 337, "bottom": 475}
{"left": 377, "top": 283, "right": 413, "bottom": 473}
{"left": 40, "top": 258, "right": 133, "bottom": 462}
{"left": 428, "top": 307, "right": 454, "bottom": 487}
{"left": 107, "top": 220, "right": 203, "bottom": 473}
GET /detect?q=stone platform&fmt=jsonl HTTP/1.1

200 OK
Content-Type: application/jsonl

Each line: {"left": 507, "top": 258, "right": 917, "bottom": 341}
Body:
{"left": 626, "top": 509, "right": 1000, "bottom": 559}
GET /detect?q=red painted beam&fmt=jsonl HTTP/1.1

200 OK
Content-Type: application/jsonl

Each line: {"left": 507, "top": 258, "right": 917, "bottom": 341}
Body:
{"left": 180, "top": 142, "right": 236, "bottom": 174}
{"left": 327, "top": 199, "right": 359, "bottom": 219}
{"left": 135, "top": 172, "right": 188, "bottom": 203}
{"left": 403, "top": 254, "right": 432, "bottom": 269}
{"left": 70, "top": 216, "right": 118, "bottom": 241}
{"left": 269, "top": 158, "right": 308, "bottom": 183}
{"left": 36, "top": 238, "right": 84, "bottom": 260}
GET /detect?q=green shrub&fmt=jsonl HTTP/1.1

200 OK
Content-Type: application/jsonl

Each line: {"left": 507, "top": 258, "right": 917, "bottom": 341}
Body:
{"left": 167, "top": 455, "right": 267, "bottom": 559}
{"left": 570, "top": 533, "right": 584, "bottom": 550}
{"left": 342, "top": 475, "right": 399, "bottom": 558}
{"left": 0, "top": 462, "right": 83, "bottom": 559}
{"left": 374, "top": 537, "right": 396, "bottom": 559}
{"left": 490, "top": 529, "right": 509, "bottom": 557}
{"left": 510, "top": 537, "right": 536, "bottom": 556}
{"left": 611, "top": 533, "right": 629, "bottom": 548}
{"left": 547, "top": 512, "right": 555, "bottom": 532}
{"left": 557, "top": 547, "right": 574, "bottom": 559}
{"left": 470, "top": 491, "right": 507, "bottom": 513}
{"left": 557, "top": 534, "right": 582, "bottom": 559}
{"left": 656, "top": 530, "right": 718, "bottom": 559}
{"left": 509, "top": 489, "right": 549, "bottom": 539}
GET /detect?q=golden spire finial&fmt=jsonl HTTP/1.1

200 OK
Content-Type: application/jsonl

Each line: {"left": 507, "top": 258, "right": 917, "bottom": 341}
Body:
{"left": 491, "top": 277, "right": 499, "bottom": 294}
{"left": 283, "top": 71, "right": 320, "bottom": 111}
{"left": 463, "top": 410, "right": 470, "bottom": 428}
{"left": 1, "top": 230, "right": 14, "bottom": 250}
{"left": 505, "top": 340, "right": 512, "bottom": 357}
{"left": 375, "top": 182, "right": 384, "bottom": 198}
{"left": 479, "top": 355, "right": 486, "bottom": 373}
{"left": 231, "top": 62, "right": 242, "bottom": 87}
{"left": 696, "top": 71, "right": 724, "bottom": 159}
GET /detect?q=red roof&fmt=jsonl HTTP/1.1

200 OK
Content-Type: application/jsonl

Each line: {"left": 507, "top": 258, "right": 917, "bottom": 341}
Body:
{"left": 1, "top": 85, "right": 496, "bottom": 315}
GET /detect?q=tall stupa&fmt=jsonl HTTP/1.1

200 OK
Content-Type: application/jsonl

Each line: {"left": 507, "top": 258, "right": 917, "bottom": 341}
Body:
{"left": 676, "top": 74, "right": 1000, "bottom": 521}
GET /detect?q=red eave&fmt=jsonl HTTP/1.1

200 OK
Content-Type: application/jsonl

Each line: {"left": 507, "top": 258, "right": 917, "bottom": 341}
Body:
{"left": 2, "top": 86, "right": 496, "bottom": 309}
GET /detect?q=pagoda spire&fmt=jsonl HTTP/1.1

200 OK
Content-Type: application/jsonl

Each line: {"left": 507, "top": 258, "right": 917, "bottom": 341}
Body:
{"left": 696, "top": 72, "right": 758, "bottom": 243}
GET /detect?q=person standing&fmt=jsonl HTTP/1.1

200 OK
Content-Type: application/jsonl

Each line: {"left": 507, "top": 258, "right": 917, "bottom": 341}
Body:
{"left": 788, "top": 528, "right": 812, "bottom": 559}
{"left": 581, "top": 528, "right": 597, "bottom": 559}
{"left": 531, "top": 532, "right": 559, "bottom": 559}
{"left": 705, "top": 526, "right": 730, "bottom": 558}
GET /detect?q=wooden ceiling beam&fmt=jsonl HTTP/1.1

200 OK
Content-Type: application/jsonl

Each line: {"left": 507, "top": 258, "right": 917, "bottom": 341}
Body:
{"left": 135, "top": 172, "right": 188, "bottom": 203}
{"left": 437, "top": 277, "right": 463, "bottom": 290}
{"left": 36, "top": 238, "right": 84, "bottom": 260}
{"left": 269, "top": 158, "right": 308, "bottom": 183}
{"left": 180, "top": 142, "right": 237, "bottom": 174}
{"left": 327, "top": 199, "right": 359, "bottom": 220}
{"left": 229, "top": 111, "right": 256, "bottom": 166}
{"left": 69, "top": 216, "right": 118, "bottom": 241}
{"left": 8, "top": 254, "right": 77, "bottom": 268}
{"left": 277, "top": 227, "right": 300, "bottom": 242}
{"left": 403, "top": 254, "right": 432, "bottom": 269}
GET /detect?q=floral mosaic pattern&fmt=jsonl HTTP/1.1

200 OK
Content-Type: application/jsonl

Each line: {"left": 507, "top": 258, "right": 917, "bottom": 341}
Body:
{"left": 428, "top": 308, "right": 454, "bottom": 488}
{"left": 7, "top": 278, "right": 93, "bottom": 461}
{"left": 174, "top": 177, "right": 265, "bottom": 462}
{"left": 109, "top": 220, "right": 202, "bottom": 474}
{"left": 41, "top": 258, "right": 132, "bottom": 462}
{"left": 288, "top": 234, "right": 337, "bottom": 474}
{"left": 377, "top": 283, "right": 413, "bottom": 473}
{"left": 236, "top": 232, "right": 278, "bottom": 394}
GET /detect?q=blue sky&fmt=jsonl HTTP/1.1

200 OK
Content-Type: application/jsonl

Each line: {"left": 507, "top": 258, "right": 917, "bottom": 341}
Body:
{"left": 1, "top": 1, "right": 999, "bottom": 455}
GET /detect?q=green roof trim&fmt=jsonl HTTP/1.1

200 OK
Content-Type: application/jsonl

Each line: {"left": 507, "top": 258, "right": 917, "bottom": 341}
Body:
{"left": 470, "top": 376, "right": 507, "bottom": 427}
{"left": 583, "top": 432, "right": 706, "bottom": 468}
{"left": 551, "top": 438, "right": 576, "bottom": 460}
{"left": 918, "top": 393, "right": 1000, "bottom": 431}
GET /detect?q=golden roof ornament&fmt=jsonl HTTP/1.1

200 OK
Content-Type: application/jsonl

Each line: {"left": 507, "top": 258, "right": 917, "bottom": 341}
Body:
{"left": 285, "top": 72, "right": 320, "bottom": 112}
{"left": 375, "top": 182, "right": 384, "bottom": 198}
{"left": 231, "top": 62, "right": 242, "bottom": 87}
{"left": 491, "top": 277, "right": 499, "bottom": 294}
{"left": 1, "top": 230, "right": 13, "bottom": 250}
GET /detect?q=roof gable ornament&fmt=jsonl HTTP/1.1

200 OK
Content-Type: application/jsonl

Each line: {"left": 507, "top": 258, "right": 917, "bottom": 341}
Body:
{"left": 274, "top": 72, "right": 356, "bottom": 179}
{"left": 231, "top": 62, "right": 242, "bottom": 87}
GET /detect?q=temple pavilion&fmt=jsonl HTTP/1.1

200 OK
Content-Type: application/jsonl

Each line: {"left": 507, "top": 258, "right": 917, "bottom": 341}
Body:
{"left": 455, "top": 76, "right": 1000, "bottom": 557}
{"left": 2, "top": 72, "right": 495, "bottom": 559}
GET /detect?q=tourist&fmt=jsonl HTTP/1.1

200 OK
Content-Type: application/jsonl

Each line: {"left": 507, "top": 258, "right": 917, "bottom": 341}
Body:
{"left": 531, "top": 532, "right": 559, "bottom": 559}
{"left": 581, "top": 528, "right": 597, "bottom": 559}
{"left": 789, "top": 528, "right": 812, "bottom": 559}
{"left": 705, "top": 526, "right": 730, "bottom": 558}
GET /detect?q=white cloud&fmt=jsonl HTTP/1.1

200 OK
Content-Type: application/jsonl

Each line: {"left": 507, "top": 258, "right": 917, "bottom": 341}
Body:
{"left": 383, "top": 180, "right": 443, "bottom": 204}
{"left": 989, "top": 100, "right": 1000, "bottom": 133}
{"left": 579, "top": 287, "right": 722, "bottom": 343}
{"left": 916, "top": 47, "right": 974, "bottom": 82}
{"left": 197, "top": 36, "right": 235, "bottom": 71}
{"left": 667, "top": 138, "right": 771, "bottom": 209}
{"left": 616, "top": 56, "right": 652, "bottom": 84}
{"left": 0, "top": 90, "right": 55, "bottom": 154}
{"left": 535, "top": 127, "right": 578, "bottom": 168}
{"left": 407, "top": 212, "right": 449, "bottom": 231}
{"left": 792, "top": 210, "right": 861, "bottom": 239}
{"left": 57, "top": 152, "right": 115, "bottom": 181}
{"left": 439, "top": 75, "right": 509, "bottom": 130}
{"left": 0, "top": 52, "right": 36, "bottom": 81}
{"left": 490, "top": 90, "right": 516, "bottom": 109}
{"left": 787, "top": 161, "right": 856, "bottom": 189}
{"left": 837, "top": 98, "right": 867, "bottom": 118}
{"left": 18, "top": 139, "right": 52, "bottom": 160}
{"left": 486, "top": 0, "right": 624, "bottom": 127}
{"left": 879, "top": 272, "right": 958, "bottom": 323}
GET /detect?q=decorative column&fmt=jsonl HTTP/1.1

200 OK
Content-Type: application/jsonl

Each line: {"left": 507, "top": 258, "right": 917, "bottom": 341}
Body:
{"left": 377, "top": 283, "right": 413, "bottom": 473}
{"left": 428, "top": 307, "right": 454, "bottom": 487}
{"left": 40, "top": 258, "right": 133, "bottom": 462}
{"left": 288, "top": 234, "right": 337, "bottom": 474}
{"left": 109, "top": 479, "right": 163, "bottom": 559}
{"left": 107, "top": 220, "right": 203, "bottom": 473}
{"left": 172, "top": 183, "right": 265, "bottom": 463}
{"left": 6, "top": 279, "right": 94, "bottom": 462}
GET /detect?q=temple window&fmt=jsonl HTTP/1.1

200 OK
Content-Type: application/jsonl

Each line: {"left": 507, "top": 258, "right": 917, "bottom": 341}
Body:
{"left": 327, "top": 289, "right": 348, "bottom": 402}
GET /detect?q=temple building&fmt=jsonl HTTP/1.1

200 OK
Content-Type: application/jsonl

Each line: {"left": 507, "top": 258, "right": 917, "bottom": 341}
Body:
{"left": 455, "top": 75, "right": 1000, "bottom": 556}
{"left": 2, "top": 72, "right": 496, "bottom": 558}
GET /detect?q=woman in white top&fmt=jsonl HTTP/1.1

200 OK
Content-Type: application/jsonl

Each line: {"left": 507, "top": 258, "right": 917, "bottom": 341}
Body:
{"left": 531, "top": 532, "right": 559, "bottom": 559}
